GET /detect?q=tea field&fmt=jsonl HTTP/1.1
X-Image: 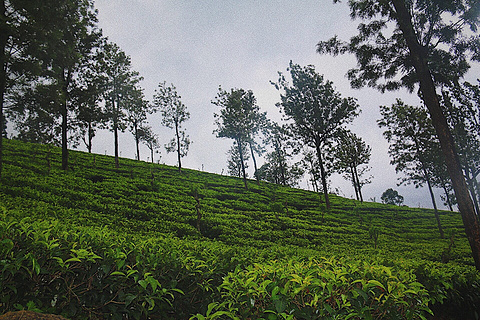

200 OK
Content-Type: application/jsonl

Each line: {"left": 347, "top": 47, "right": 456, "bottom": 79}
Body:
{"left": 1, "top": 139, "right": 479, "bottom": 319}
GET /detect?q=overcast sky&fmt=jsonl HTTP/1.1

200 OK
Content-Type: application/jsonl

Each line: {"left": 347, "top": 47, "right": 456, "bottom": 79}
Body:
{"left": 88, "top": 0, "right": 478, "bottom": 209}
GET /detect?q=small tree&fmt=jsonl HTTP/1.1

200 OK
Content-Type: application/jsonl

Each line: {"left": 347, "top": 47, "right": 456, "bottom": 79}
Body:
{"left": 381, "top": 188, "right": 404, "bottom": 206}
{"left": 212, "top": 87, "right": 261, "bottom": 190}
{"left": 227, "top": 141, "right": 249, "bottom": 178}
{"left": 153, "top": 82, "right": 191, "bottom": 172}
{"left": 333, "top": 130, "right": 372, "bottom": 202}
{"left": 138, "top": 125, "right": 160, "bottom": 163}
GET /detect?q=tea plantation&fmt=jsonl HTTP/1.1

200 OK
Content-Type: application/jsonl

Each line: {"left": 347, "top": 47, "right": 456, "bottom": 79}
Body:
{"left": 1, "top": 139, "right": 479, "bottom": 319}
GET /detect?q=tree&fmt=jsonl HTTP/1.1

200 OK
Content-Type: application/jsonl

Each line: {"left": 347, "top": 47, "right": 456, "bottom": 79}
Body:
{"left": 37, "top": 0, "right": 101, "bottom": 171}
{"left": 212, "top": 87, "right": 262, "bottom": 190}
{"left": 99, "top": 42, "right": 142, "bottom": 168}
{"left": 125, "top": 86, "right": 151, "bottom": 161}
{"left": 317, "top": 0, "right": 480, "bottom": 270}
{"left": 273, "top": 61, "right": 359, "bottom": 209}
{"left": 71, "top": 52, "right": 106, "bottom": 153}
{"left": 381, "top": 188, "right": 404, "bottom": 206}
{"left": 227, "top": 141, "right": 249, "bottom": 178}
{"left": 333, "top": 130, "right": 372, "bottom": 202}
{"left": 442, "top": 82, "right": 480, "bottom": 214}
{"left": 153, "top": 82, "right": 190, "bottom": 172}
{"left": 1, "top": 1, "right": 49, "bottom": 179}
{"left": 259, "top": 121, "right": 303, "bottom": 187}
{"left": 378, "top": 99, "right": 444, "bottom": 238}
{"left": 138, "top": 125, "right": 160, "bottom": 163}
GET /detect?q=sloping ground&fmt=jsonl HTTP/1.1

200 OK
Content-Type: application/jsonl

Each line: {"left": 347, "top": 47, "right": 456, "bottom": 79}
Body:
{"left": 1, "top": 139, "right": 479, "bottom": 319}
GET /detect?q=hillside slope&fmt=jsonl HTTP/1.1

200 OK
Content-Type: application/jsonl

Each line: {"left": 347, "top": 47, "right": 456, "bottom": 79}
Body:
{"left": 1, "top": 139, "right": 479, "bottom": 319}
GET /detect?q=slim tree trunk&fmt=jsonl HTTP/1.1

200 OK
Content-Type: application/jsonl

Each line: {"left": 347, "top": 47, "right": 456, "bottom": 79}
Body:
{"left": 351, "top": 165, "right": 360, "bottom": 201}
{"left": 237, "top": 138, "right": 248, "bottom": 190}
{"left": 175, "top": 120, "right": 181, "bottom": 172}
{"left": 61, "top": 80, "right": 69, "bottom": 171}
{"left": 440, "top": 179, "right": 454, "bottom": 212}
{"left": 0, "top": 0, "right": 7, "bottom": 181}
{"left": 392, "top": 0, "right": 480, "bottom": 270}
{"left": 87, "top": 122, "right": 93, "bottom": 153}
{"left": 315, "top": 143, "right": 330, "bottom": 209}
{"left": 249, "top": 141, "right": 259, "bottom": 185}
{"left": 426, "top": 177, "right": 444, "bottom": 238}
{"left": 134, "top": 122, "right": 140, "bottom": 161}
{"left": 354, "top": 166, "right": 364, "bottom": 202}
{"left": 465, "top": 169, "right": 480, "bottom": 216}
{"left": 150, "top": 147, "right": 154, "bottom": 163}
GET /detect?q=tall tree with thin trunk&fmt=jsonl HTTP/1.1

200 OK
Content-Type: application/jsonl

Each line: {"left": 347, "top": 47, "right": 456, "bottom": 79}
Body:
{"left": 153, "top": 82, "right": 190, "bottom": 172}
{"left": 212, "top": 87, "right": 261, "bottom": 190}
{"left": 378, "top": 99, "right": 444, "bottom": 238}
{"left": 317, "top": 0, "right": 480, "bottom": 270}
{"left": 125, "top": 86, "right": 151, "bottom": 161}
{"left": 273, "top": 61, "right": 359, "bottom": 209}
{"left": 99, "top": 42, "right": 142, "bottom": 168}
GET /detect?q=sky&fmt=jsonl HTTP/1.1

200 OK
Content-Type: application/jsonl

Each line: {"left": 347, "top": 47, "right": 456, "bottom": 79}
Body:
{"left": 88, "top": 0, "right": 478, "bottom": 209}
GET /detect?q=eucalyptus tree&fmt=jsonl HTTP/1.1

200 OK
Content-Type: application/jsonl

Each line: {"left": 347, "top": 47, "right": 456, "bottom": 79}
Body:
{"left": 153, "top": 82, "right": 190, "bottom": 172}
{"left": 378, "top": 99, "right": 444, "bottom": 238}
{"left": 125, "top": 86, "right": 151, "bottom": 161}
{"left": 99, "top": 42, "right": 142, "bottom": 168}
{"left": 212, "top": 87, "right": 262, "bottom": 190}
{"left": 334, "top": 130, "right": 372, "bottom": 202}
{"left": 317, "top": 0, "right": 480, "bottom": 269}
{"left": 38, "top": 0, "right": 101, "bottom": 171}
{"left": 273, "top": 61, "right": 359, "bottom": 209}
{"left": 138, "top": 125, "right": 160, "bottom": 163}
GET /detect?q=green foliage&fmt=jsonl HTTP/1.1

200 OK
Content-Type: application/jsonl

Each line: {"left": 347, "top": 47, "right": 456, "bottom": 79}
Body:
{"left": 1, "top": 139, "right": 480, "bottom": 319}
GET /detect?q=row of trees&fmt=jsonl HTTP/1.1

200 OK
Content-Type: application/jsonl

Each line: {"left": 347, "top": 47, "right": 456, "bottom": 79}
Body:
{"left": 212, "top": 62, "right": 373, "bottom": 210}
{"left": 1, "top": 0, "right": 191, "bottom": 176}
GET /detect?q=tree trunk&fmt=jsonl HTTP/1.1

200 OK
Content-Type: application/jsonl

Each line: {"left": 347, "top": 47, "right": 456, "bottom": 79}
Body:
{"left": 249, "top": 141, "right": 259, "bottom": 185}
{"left": 134, "top": 122, "right": 140, "bottom": 161}
{"left": 237, "top": 138, "right": 248, "bottom": 190}
{"left": 61, "top": 77, "right": 69, "bottom": 171}
{"left": 392, "top": 0, "right": 480, "bottom": 270}
{"left": 425, "top": 171, "right": 445, "bottom": 239}
{"left": 465, "top": 169, "right": 480, "bottom": 216}
{"left": 350, "top": 165, "right": 360, "bottom": 201}
{"left": 87, "top": 122, "right": 93, "bottom": 153}
{"left": 354, "top": 166, "right": 364, "bottom": 202}
{"left": 440, "top": 179, "right": 454, "bottom": 212}
{"left": 0, "top": 0, "right": 6, "bottom": 181}
{"left": 150, "top": 147, "right": 154, "bottom": 164}
{"left": 315, "top": 143, "right": 330, "bottom": 209}
{"left": 175, "top": 120, "right": 181, "bottom": 172}
{"left": 275, "top": 141, "right": 287, "bottom": 185}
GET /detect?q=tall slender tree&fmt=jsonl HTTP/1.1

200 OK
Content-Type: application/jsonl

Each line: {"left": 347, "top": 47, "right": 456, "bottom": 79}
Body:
{"left": 99, "top": 42, "right": 142, "bottom": 168}
{"left": 153, "top": 82, "right": 190, "bottom": 172}
{"left": 317, "top": 0, "right": 480, "bottom": 270}
{"left": 125, "top": 86, "right": 151, "bottom": 161}
{"left": 273, "top": 61, "right": 359, "bottom": 209}
{"left": 378, "top": 100, "right": 445, "bottom": 238}
{"left": 212, "top": 87, "right": 261, "bottom": 190}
